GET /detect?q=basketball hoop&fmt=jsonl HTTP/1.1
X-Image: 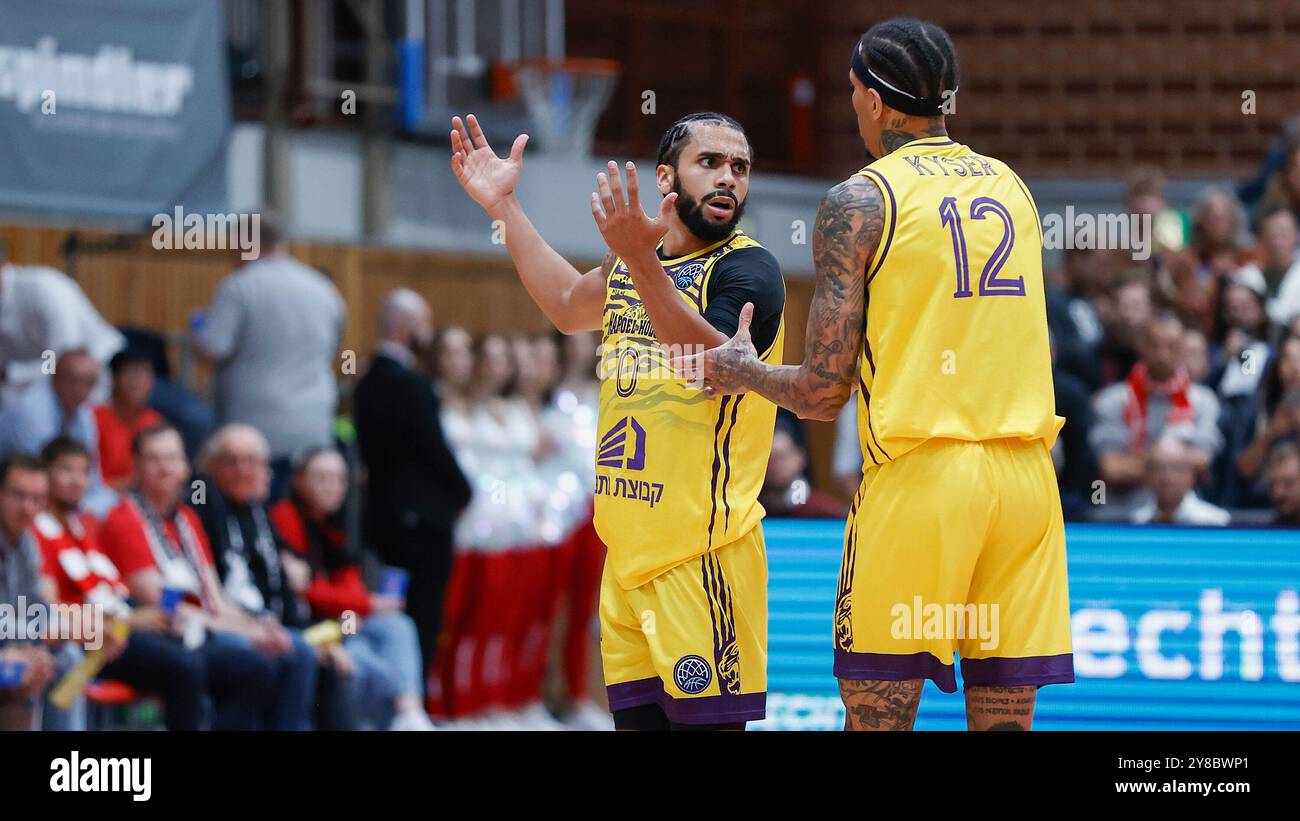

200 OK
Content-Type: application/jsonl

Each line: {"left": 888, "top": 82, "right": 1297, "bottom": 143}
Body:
{"left": 511, "top": 58, "right": 621, "bottom": 158}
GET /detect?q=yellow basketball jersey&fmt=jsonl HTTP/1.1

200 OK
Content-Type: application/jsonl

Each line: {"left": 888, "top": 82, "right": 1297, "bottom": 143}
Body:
{"left": 595, "top": 231, "right": 784, "bottom": 590}
{"left": 854, "top": 137, "right": 1064, "bottom": 468}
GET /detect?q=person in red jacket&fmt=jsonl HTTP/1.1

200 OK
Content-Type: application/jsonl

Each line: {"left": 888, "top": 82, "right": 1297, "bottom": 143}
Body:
{"left": 97, "top": 424, "right": 293, "bottom": 730}
{"left": 35, "top": 436, "right": 208, "bottom": 730}
{"left": 270, "top": 446, "right": 434, "bottom": 730}
{"left": 93, "top": 349, "right": 164, "bottom": 492}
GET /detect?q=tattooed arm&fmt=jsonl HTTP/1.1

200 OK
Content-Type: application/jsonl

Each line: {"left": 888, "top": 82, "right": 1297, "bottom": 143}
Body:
{"left": 683, "top": 175, "right": 881, "bottom": 420}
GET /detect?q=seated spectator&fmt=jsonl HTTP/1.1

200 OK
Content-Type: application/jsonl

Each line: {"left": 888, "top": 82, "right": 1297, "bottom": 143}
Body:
{"left": 118, "top": 326, "right": 213, "bottom": 460}
{"left": 94, "top": 349, "right": 164, "bottom": 492}
{"left": 1183, "top": 327, "right": 1211, "bottom": 385}
{"left": 1265, "top": 441, "right": 1300, "bottom": 527}
{"left": 1091, "top": 312, "right": 1223, "bottom": 514}
{"left": 0, "top": 454, "right": 57, "bottom": 731}
{"left": 1237, "top": 336, "right": 1300, "bottom": 484}
{"left": 1206, "top": 268, "right": 1274, "bottom": 506}
{"left": 1256, "top": 138, "right": 1300, "bottom": 229}
{"left": 1248, "top": 207, "right": 1300, "bottom": 327}
{"left": 1130, "top": 436, "right": 1231, "bottom": 526}
{"left": 270, "top": 447, "right": 434, "bottom": 730}
{"left": 0, "top": 350, "right": 117, "bottom": 516}
{"left": 1209, "top": 267, "right": 1272, "bottom": 399}
{"left": 1045, "top": 247, "right": 1107, "bottom": 390}
{"left": 1098, "top": 271, "right": 1153, "bottom": 384}
{"left": 192, "top": 423, "right": 321, "bottom": 730}
{"left": 759, "top": 422, "right": 847, "bottom": 519}
{"left": 33, "top": 437, "right": 206, "bottom": 730}
{"left": 97, "top": 424, "right": 287, "bottom": 730}
{"left": 1125, "top": 164, "right": 1186, "bottom": 266}
{"left": 1164, "top": 189, "right": 1253, "bottom": 329}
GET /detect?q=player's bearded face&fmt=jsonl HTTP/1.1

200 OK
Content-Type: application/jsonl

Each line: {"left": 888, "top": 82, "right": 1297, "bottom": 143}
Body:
{"left": 672, "top": 175, "right": 746, "bottom": 243}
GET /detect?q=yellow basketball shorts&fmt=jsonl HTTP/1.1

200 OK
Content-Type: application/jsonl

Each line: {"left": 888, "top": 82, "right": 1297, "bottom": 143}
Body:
{"left": 833, "top": 437, "right": 1074, "bottom": 692}
{"left": 601, "top": 526, "right": 767, "bottom": 724}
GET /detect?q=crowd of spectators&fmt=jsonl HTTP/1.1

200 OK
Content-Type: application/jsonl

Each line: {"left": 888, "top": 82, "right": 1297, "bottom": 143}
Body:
{"left": 0, "top": 241, "right": 606, "bottom": 730}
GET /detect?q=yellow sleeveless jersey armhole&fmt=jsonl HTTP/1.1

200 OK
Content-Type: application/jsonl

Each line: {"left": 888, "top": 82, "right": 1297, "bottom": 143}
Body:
{"left": 758, "top": 315, "right": 784, "bottom": 363}
{"left": 1006, "top": 167, "right": 1044, "bottom": 245}
{"left": 853, "top": 168, "right": 897, "bottom": 286}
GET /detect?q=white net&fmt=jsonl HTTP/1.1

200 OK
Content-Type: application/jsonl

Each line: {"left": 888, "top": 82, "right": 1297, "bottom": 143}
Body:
{"left": 514, "top": 61, "right": 619, "bottom": 158}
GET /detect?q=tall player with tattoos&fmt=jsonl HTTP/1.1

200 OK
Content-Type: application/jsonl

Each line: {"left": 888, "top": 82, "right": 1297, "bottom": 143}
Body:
{"left": 449, "top": 112, "right": 785, "bottom": 730}
{"left": 681, "top": 17, "right": 1074, "bottom": 730}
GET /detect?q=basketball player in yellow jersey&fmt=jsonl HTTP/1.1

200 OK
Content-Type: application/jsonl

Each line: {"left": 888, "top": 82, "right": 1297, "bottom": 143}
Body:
{"left": 682, "top": 17, "right": 1073, "bottom": 730}
{"left": 449, "top": 112, "right": 785, "bottom": 730}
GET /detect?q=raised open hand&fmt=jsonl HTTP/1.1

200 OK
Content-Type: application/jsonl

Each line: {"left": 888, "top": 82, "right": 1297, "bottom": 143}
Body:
{"left": 449, "top": 113, "right": 529, "bottom": 212}
{"left": 590, "top": 161, "right": 677, "bottom": 261}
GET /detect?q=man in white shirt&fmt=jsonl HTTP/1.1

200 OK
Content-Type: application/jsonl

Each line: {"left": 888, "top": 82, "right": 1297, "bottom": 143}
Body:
{"left": 1130, "top": 435, "right": 1231, "bottom": 526}
{"left": 192, "top": 220, "right": 345, "bottom": 499}
{"left": 1091, "top": 312, "right": 1223, "bottom": 515}
{"left": 0, "top": 262, "right": 124, "bottom": 402}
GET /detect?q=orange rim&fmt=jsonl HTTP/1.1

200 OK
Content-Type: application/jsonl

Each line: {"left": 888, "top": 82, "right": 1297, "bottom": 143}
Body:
{"left": 511, "top": 57, "right": 622, "bottom": 78}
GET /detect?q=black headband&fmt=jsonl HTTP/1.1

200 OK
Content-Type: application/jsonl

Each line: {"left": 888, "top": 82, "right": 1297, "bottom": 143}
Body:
{"left": 850, "top": 43, "right": 954, "bottom": 118}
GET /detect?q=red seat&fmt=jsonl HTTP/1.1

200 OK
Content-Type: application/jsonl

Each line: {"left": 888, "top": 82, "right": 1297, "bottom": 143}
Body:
{"left": 84, "top": 679, "right": 139, "bottom": 704}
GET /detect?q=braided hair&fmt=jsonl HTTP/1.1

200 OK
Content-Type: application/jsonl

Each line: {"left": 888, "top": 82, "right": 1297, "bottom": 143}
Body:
{"left": 857, "top": 17, "right": 959, "bottom": 108}
{"left": 655, "top": 111, "right": 750, "bottom": 169}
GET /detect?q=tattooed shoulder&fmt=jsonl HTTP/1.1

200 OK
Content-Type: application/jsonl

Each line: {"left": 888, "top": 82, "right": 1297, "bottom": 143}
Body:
{"left": 813, "top": 175, "right": 886, "bottom": 272}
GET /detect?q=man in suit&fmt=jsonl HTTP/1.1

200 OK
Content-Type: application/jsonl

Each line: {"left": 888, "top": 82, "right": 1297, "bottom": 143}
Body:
{"left": 353, "top": 289, "right": 472, "bottom": 672}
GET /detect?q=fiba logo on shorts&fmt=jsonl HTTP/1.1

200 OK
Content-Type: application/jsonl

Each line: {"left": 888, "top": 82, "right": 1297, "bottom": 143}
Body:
{"left": 673, "top": 654, "right": 713, "bottom": 694}
{"left": 673, "top": 262, "right": 705, "bottom": 290}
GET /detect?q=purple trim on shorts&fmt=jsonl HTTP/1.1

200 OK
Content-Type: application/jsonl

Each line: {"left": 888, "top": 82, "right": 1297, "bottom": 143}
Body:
{"left": 960, "top": 654, "right": 1075, "bottom": 688}
{"left": 606, "top": 677, "right": 665, "bottom": 712}
{"left": 834, "top": 650, "right": 958, "bottom": 693}
{"left": 606, "top": 677, "right": 766, "bottom": 724}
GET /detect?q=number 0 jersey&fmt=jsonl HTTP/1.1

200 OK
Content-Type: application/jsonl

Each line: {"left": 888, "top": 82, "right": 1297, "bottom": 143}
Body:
{"left": 854, "top": 137, "right": 1064, "bottom": 469}
{"left": 594, "top": 231, "right": 784, "bottom": 590}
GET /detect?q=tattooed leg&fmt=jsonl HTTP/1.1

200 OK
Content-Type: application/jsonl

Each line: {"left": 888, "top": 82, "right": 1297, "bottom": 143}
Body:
{"left": 964, "top": 685, "right": 1036, "bottom": 730}
{"left": 837, "top": 678, "right": 923, "bottom": 731}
